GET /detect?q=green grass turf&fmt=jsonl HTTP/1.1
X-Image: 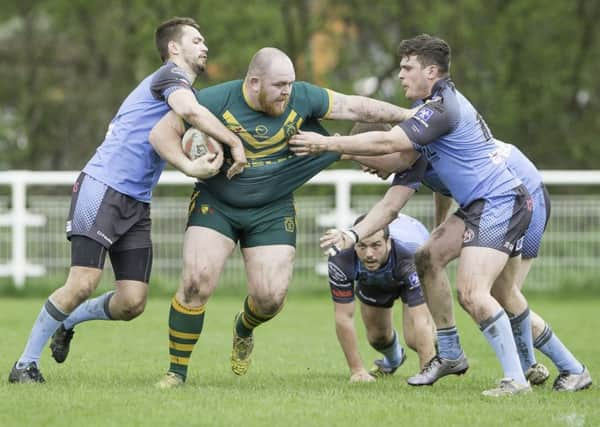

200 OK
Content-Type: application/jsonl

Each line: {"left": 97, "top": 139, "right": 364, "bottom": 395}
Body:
{"left": 0, "top": 294, "right": 598, "bottom": 427}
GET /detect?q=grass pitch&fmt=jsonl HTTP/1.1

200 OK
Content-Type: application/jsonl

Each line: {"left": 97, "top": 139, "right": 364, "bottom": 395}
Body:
{"left": 0, "top": 294, "right": 597, "bottom": 427}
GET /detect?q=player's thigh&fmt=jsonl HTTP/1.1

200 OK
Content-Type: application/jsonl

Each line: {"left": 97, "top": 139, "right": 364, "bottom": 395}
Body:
{"left": 522, "top": 185, "right": 549, "bottom": 259}
{"left": 360, "top": 303, "right": 394, "bottom": 333}
{"left": 514, "top": 258, "right": 534, "bottom": 290}
{"left": 242, "top": 245, "right": 296, "bottom": 298}
{"left": 421, "top": 214, "right": 464, "bottom": 266}
{"left": 457, "top": 246, "right": 509, "bottom": 294}
{"left": 240, "top": 195, "right": 298, "bottom": 294}
{"left": 182, "top": 226, "right": 236, "bottom": 287}
{"left": 490, "top": 253, "right": 523, "bottom": 307}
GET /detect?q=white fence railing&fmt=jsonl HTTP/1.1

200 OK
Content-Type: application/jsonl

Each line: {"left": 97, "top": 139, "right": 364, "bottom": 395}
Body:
{"left": 1, "top": 170, "right": 600, "bottom": 290}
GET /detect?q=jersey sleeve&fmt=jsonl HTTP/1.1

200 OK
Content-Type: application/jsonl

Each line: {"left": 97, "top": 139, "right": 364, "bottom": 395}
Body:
{"left": 398, "top": 98, "right": 457, "bottom": 145}
{"left": 391, "top": 155, "right": 428, "bottom": 191}
{"left": 328, "top": 251, "right": 356, "bottom": 304}
{"left": 295, "top": 82, "right": 332, "bottom": 119}
{"left": 395, "top": 258, "right": 426, "bottom": 307}
{"left": 150, "top": 63, "right": 193, "bottom": 102}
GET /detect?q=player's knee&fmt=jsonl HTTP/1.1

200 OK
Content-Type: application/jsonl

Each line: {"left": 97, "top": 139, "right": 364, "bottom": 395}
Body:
{"left": 414, "top": 247, "right": 432, "bottom": 278}
{"left": 457, "top": 287, "right": 477, "bottom": 313}
{"left": 64, "top": 269, "right": 100, "bottom": 303}
{"left": 118, "top": 295, "right": 146, "bottom": 321}
{"left": 368, "top": 330, "right": 394, "bottom": 350}
{"left": 369, "top": 335, "right": 390, "bottom": 350}
{"left": 252, "top": 291, "right": 286, "bottom": 316}
{"left": 182, "top": 267, "right": 215, "bottom": 302}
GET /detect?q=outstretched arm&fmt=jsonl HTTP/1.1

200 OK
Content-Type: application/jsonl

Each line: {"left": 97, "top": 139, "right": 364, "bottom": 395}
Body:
{"left": 320, "top": 185, "right": 416, "bottom": 253}
{"left": 348, "top": 151, "right": 420, "bottom": 176}
{"left": 325, "top": 91, "right": 416, "bottom": 123}
{"left": 290, "top": 126, "right": 414, "bottom": 157}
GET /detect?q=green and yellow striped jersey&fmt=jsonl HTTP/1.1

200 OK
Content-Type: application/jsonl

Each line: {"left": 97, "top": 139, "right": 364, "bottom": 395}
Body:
{"left": 190, "top": 80, "right": 340, "bottom": 208}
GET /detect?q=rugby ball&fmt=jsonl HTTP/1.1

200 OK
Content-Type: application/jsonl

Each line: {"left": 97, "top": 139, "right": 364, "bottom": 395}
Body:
{"left": 181, "top": 127, "right": 222, "bottom": 160}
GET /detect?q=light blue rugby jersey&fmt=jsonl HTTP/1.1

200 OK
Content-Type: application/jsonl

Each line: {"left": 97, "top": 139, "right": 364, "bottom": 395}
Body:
{"left": 83, "top": 61, "right": 193, "bottom": 202}
{"left": 388, "top": 214, "right": 429, "bottom": 254}
{"left": 416, "top": 140, "right": 542, "bottom": 197}
{"left": 399, "top": 78, "right": 521, "bottom": 207}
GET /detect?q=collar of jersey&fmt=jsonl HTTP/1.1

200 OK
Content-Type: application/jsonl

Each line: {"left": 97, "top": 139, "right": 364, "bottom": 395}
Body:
{"left": 242, "top": 82, "right": 261, "bottom": 112}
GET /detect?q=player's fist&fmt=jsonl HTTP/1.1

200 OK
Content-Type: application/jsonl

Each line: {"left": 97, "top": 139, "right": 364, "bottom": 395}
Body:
{"left": 350, "top": 370, "right": 375, "bottom": 382}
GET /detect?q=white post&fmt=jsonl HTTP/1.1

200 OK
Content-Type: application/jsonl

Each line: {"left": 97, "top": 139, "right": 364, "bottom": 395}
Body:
{"left": 12, "top": 176, "right": 26, "bottom": 287}
{"left": 334, "top": 179, "right": 354, "bottom": 230}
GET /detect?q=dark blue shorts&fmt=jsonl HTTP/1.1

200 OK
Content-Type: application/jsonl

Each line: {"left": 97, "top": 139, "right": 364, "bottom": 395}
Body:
{"left": 455, "top": 184, "right": 532, "bottom": 256}
{"left": 67, "top": 173, "right": 152, "bottom": 250}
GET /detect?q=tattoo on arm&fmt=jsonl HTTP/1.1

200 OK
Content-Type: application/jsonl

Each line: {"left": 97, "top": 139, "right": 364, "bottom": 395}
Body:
{"left": 328, "top": 92, "right": 409, "bottom": 122}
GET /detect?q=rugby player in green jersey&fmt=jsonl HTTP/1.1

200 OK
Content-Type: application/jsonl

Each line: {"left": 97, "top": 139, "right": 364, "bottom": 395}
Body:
{"left": 150, "top": 47, "right": 416, "bottom": 388}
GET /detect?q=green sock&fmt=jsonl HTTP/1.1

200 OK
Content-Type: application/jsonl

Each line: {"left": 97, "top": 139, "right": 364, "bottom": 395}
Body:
{"left": 235, "top": 296, "right": 281, "bottom": 338}
{"left": 167, "top": 297, "right": 205, "bottom": 380}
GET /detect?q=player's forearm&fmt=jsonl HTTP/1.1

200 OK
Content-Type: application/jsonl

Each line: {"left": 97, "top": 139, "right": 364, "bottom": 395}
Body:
{"left": 351, "top": 151, "right": 419, "bottom": 174}
{"left": 182, "top": 106, "right": 240, "bottom": 149}
{"left": 344, "top": 95, "right": 414, "bottom": 123}
{"left": 327, "top": 133, "right": 398, "bottom": 156}
{"left": 149, "top": 127, "right": 193, "bottom": 176}
{"left": 352, "top": 194, "right": 407, "bottom": 240}
{"left": 335, "top": 320, "right": 365, "bottom": 373}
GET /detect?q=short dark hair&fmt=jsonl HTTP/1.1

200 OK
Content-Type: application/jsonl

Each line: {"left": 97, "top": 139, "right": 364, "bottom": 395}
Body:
{"left": 353, "top": 214, "right": 390, "bottom": 240}
{"left": 397, "top": 34, "right": 451, "bottom": 74}
{"left": 155, "top": 17, "right": 201, "bottom": 62}
{"left": 350, "top": 122, "right": 392, "bottom": 135}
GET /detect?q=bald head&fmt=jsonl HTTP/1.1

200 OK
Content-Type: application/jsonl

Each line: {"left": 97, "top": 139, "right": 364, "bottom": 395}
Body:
{"left": 247, "top": 47, "right": 294, "bottom": 78}
{"left": 244, "top": 47, "right": 295, "bottom": 117}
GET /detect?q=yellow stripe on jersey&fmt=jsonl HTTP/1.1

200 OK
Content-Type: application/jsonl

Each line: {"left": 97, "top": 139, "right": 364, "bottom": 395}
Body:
{"left": 169, "top": 328, "right": 201, "bottom": 340}
{"left": 222, "top": 111, "right": 303, "bottom": 158}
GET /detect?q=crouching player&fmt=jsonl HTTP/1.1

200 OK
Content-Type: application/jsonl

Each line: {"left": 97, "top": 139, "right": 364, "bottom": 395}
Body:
{"left": 328, "top": 214, "right": 436, "bottom": 382}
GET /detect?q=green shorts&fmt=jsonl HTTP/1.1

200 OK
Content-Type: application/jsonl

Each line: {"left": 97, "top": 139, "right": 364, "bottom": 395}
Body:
{"left": 187, "top": 184, "right": 297, "bottom": 248}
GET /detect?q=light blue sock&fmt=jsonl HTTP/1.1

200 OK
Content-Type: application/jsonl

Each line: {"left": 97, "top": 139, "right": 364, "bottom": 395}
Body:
{"left": 437, "top": 326, "right": 463, "bottom": 360}
{"left": 63, "top": 291, "right": 115, "bottom": 330}
{"left": 18, "top": 299, "right": 69, "bottom": 367}
{"left": 480, "top": 310, "right": 526, "bottom": 383}
{"left": 534, "top": 324, "right": 584, "bottom": 374}
{"left": 373, "top": 330, "right": 404, "bottom": 367}
{"left": 509, "top": 308, "right": 536, "bottom": 371}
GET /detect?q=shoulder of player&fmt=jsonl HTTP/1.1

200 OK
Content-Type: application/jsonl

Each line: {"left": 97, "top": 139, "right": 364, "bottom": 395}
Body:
{"left": 292, "top": 81, "right": 326, "bottom": 96}
{"left": 194, "top": 80, "right": 243, "bottom": 111}
{"left": 390, "top": 239, "right": 415, "bottom": 260}
{"left": 196, "top": 79, "right": 242, "bottom": 96}
{"left": 151, "top": 61, "right": 192, "bottom": 85}
{"left": 328, "top": 249, "right": 356, "bottom": 280}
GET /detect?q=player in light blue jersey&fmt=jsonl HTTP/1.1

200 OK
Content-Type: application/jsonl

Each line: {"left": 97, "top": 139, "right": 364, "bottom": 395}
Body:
{"left": 9, "top": 17, "right": 247, "bottom": 384}
{"left": 418, "top": 141, "right": 591, "bottom": 392}
{"left": 328, "top": 215, "right": 436, "bottom": 382}
{"left": 291, "top": 34, "right": 539, "bottom": 396}
{"left": 323, "top": 120, "right": 591, "bottom": 392}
